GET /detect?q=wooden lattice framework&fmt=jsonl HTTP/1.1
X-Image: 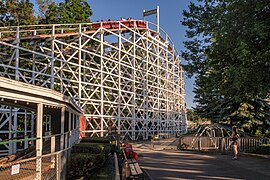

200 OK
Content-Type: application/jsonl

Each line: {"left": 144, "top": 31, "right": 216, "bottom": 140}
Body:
{"left": 0, "top": 20, "right": 187, "bottom": 140}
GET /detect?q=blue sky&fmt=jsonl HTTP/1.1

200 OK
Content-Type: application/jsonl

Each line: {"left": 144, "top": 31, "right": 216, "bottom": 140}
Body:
{"left": 36, "top": 0, "right": 196, "bottom": 109}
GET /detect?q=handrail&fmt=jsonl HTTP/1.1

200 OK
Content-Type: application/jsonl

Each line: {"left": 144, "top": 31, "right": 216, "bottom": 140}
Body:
{"left": 0, "top": 128, "right": 79, "bottom": 145}
{"left": 0, "top": 137, "right": 39, "bottom": 145}
{"left": 114, "top": 152, "right": 120, "bottom": 180}
{"left": 0, "top": 146, "right": 72, "bottom": 167}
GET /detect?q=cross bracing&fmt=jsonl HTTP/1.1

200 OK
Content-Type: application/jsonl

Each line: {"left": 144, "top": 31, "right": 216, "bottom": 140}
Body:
{"left": 0, "top": 21, "right": 187, "bottom": 140}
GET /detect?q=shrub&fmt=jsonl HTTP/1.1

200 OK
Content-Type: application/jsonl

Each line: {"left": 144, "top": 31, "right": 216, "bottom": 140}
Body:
{"left": 72, "top": 143, "right": 112, "bottom": 155}
{"left": 67, "top": 138, "right": 112, "bottom": 179}
{"left": 102, "top": 144, "right": 112, "bottom": 158}
{"left": 68, "top": 153, "right": 106, "bottom": 179}
{"left": 255, "top": 144, "right": 270, "bottom": 155}
{"left": 72, "top": 143, "right": 103, "bottom": 154}
{"left": 68, "top": 153, "right": 99, "bottom": 178}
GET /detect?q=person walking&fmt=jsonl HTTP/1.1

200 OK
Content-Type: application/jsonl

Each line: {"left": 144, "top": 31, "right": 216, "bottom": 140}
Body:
{"left": 231, "top": 127, "right": 239, "bottom": 160}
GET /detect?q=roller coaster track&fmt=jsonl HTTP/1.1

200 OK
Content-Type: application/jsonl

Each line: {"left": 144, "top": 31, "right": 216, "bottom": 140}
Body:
{"left": 0, "top": 20, "right": 187, "bottom": 140}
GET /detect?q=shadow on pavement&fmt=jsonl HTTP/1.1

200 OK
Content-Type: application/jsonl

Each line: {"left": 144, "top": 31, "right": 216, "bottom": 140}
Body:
{"left": 133, "top": 140, "right": 270, "bottom": 180}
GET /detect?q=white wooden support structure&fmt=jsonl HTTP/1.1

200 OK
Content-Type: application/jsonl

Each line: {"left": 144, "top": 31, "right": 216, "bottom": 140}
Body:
{"left": 100, "top": 29, "right": 104, "bottom": 137}
{"left": 0, "top": 20, "right": 187, "bottom": 140}
{"left": 36, "top": 103, "right": 43, "bottom": 180}
{"left": 8, "top": 107, "right": 12, "bottom": 155}
{"left": 24, "top": 110, "right": 28, "bottom": 149}
{"left": 68, "top": 111, "right": 72, "bottom": 148}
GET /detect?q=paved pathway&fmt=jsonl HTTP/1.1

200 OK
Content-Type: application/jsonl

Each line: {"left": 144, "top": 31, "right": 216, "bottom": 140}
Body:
{"left": 133, "top": 138, "right": 270, "bottom": 180}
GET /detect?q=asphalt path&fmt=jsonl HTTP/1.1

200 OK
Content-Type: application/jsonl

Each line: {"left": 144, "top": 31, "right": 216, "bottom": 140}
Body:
{"left": 133, "top": 140, "right": 270, "bottom": 180}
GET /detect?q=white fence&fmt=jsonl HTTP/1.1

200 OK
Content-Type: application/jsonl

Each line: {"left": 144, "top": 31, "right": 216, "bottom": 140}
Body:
{"left": 179, "top": 136, "right": 270, "bottom": 152}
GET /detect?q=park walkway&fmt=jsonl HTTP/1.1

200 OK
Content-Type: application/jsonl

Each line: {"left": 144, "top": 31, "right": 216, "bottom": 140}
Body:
{"left": 133, "top": 138, "right": 270, "bottom": 180}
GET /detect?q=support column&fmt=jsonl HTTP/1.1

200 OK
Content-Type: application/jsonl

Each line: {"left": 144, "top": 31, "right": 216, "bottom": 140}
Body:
{"left": 15, "top": 26, "right": 20, "bottom": 81}
{"left": 78, "top": 24, "right": 82, "bottom": 104}
{"left": 132, "top": 31, "right": 136, "bottom": 140}
{"left": 73, "top": 114, "right": 76, "bottom": 144}
{"left": 13, "top": 110, "right": 17, "bottom": 154}
{"left": 117, "top": 28, "right": 122, "bottom": 142}
{"left": 24, "top": 110, "right": 28, "bottom": 149}
{"left": 145, "top": 31, "right": 149, "bottom": 140}
{"left": 36, "top": 103, "right": 43, "bottom": 180}
{"left": 166, "top": 45, "right": 169, "bottom": 135}
{"left": 51, "top": 135, "right": 55, "bottom": 167}
{"left": 100, "top": 30, "right": 104, "bottom": 137}
{"left": 51, "top": 25, "right": 55, "bottom": 89}
{"left": 64, "top": 112, "right": 68, "bottom": 149}
{"left": 31, "top": 112, "right": 34, "bottom": 145}
{"left": 68, "top": 111, "right": 72, "bottom": 147}
{"left": 171, "top": 42, "right": 175, "bottom": 135}
{"left": 59, "top": 106, "right": 65, "bottom": 179}
{"left": 76, "top": 115, "right": 80, "bottom": 143}
{"left": 8, "top": 107, "right": 12, "bottom": 155}
{"left": 60, "top": 107, "right": 65, "bottom": 150}
{"left": 157, "top": 35, "right": 161, "bottom": 135}
{"left": 32, "top": 45, "right": 36, "bottom": 85}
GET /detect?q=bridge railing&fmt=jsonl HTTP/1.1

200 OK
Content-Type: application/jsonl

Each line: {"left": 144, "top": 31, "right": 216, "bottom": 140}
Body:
{"left": 179, "top": 136, "right": 270, "bottom": 153}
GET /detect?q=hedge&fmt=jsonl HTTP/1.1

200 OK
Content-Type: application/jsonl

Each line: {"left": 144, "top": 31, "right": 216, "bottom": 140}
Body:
{"left": 255, "top": 144, "right": 270, "bottom": 155}
{"left": 80, "top": 137, "right": 110, "bottom": 143}
{"left": 72, "top": 143, "right": 109, "bottom": 154}
{"left": 67, "top": 137, "right": 113, "bottom": 179}
{"left": 68, "top": 153, "right": 106, "bottom": 179}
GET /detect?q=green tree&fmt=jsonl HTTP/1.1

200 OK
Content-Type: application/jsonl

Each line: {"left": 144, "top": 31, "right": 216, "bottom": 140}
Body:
{"left": 0, "top": 0, "right": 36, "bottom": 26}
{"left": 182, "top": 0, "right": 270, "bottom": 136}
{"left": 187, "top": 109, "right": 208, "bottom": 123}
{"left": 43, "top": 0, "right": 92, "bottom": 24}
{"left": 36, "top": 0, "right": 52, "bottom": 18}
{"left": 187, "top": 109, "right": 196, "bottom": 122}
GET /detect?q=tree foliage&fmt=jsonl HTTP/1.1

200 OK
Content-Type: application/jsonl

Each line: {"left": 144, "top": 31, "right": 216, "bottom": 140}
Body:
{"left": 182, "top": 0, "right": 270, "bottom": 137}
{"left": 0, "top": 0, "right": 93, "bottom": 26}
{"left": 36, "top": 0, "right": 52, "bottom": 18}
{"left": 187, "top": 109, "right": 208, "bottom": 123}
{"left": 0, "top": 0, "right": 36, "bottom": 26}
{"left": 42, "top": 0, "right": 92, "bottom": 24}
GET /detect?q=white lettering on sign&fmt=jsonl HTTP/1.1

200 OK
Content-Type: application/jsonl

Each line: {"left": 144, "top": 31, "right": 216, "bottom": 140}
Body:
{"left": 11, "top": 164, "right": 20, "bottom": 175}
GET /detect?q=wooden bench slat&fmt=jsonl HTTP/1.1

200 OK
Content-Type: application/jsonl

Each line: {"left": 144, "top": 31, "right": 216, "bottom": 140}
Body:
{"left": 129, "top": 164, "right": 138, "bottom": 175}
{"left": 127, "top": 158, "right": 137, "bottom": 164}
{"left": 134, "top": 162, "right": 143, "bottom": 174}
{"left": 122, "top": 148, "right": 142, "bottom": 178}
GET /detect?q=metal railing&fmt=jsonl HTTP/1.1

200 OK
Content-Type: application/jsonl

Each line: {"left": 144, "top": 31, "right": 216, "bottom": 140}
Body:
{"left": 114, "top": 152, "right": 120, "bottom": 180}
{"left": 0, "top": 148, "right": 72, "bottom": 180}
{"left": 0, "top": 128, "right": 80, "bottom": 179}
